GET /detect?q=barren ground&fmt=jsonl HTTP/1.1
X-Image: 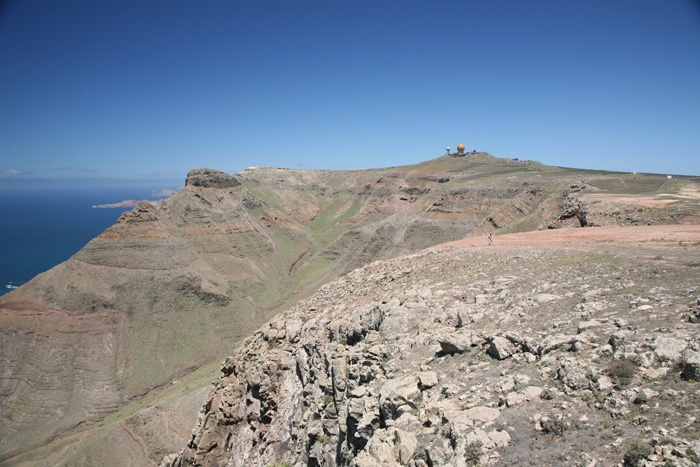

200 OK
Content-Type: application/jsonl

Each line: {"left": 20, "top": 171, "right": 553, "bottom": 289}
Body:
{"left": 442, "top": 225, "right": 700, "bottom": 248}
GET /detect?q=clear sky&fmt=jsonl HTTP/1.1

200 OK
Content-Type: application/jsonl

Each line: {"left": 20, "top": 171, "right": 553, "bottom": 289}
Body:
{"left": 1, "top": 0, "right": 699, "bottom": 184}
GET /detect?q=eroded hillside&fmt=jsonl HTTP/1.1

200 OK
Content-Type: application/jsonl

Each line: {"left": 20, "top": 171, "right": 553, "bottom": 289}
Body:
{"left": 1, "top": 154, "right": 698, "bottom": 465}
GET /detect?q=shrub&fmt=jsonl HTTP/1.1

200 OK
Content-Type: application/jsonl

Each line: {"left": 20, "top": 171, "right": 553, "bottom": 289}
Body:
{"left": 464, "top": 440, "right": 483, "bottom": 466}
{"left": 608, "top": 358, "right": 639, "bottom": 386}
{"left": 542, "top": 417, "right": 568, "bottom": 436}
{"left": 633, "top": 391, "right": 648, "bottom": 405}
{"left": 540, "top": 388, "right": 555, "bottom": 400}
{"left": 623, "top": 442, "right": 652, "bottom": 466}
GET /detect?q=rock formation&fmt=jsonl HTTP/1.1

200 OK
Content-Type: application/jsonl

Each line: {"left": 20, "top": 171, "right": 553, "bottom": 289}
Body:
{"left": 168, "top": 229, "right": 700, "bottom": 467}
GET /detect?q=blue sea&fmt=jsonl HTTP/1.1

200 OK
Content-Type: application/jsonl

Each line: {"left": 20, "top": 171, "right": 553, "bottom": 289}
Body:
{"left": 0, "top": 185, "right": 179, "bottom": 296}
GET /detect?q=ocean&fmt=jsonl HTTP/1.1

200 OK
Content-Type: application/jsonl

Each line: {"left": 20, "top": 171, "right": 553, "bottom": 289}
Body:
{"left": 0, "top": 185, "right": 179, "bottom": 296}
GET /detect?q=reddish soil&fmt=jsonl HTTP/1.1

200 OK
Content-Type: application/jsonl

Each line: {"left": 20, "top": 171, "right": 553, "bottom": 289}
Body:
{"left": 438, "top": 224, "right": 700, "bottom": 249}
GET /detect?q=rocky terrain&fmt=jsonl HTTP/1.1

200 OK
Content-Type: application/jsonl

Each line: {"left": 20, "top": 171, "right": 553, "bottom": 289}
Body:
{"left": 1, "top": 154, "right": 699, "bottom": 465}
{"left": 169, "top": 225, "right": 700, "bottom": 467}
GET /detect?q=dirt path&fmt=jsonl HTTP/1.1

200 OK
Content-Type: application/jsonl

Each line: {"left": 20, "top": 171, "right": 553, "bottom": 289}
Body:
{"left": 437, "top": 224, "right": 700, "bottom": 249}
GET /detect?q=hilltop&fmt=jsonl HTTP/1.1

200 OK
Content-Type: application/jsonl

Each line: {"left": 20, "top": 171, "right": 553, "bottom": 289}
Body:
{"left": 1, "top": 153, "right": 699, "bottom": 465}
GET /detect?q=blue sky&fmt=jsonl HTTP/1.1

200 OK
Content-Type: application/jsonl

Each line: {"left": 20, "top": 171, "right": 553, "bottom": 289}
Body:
{"left": 1, "top": 0, "right": 699, "bottom": 184}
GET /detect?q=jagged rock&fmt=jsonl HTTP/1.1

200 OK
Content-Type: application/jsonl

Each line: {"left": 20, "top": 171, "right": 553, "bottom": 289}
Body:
{"left": 488, "top": 336, "right": 516, "bottom": 360}
{"left": 379, "top": 376, "right": 421, "bottom": 421}
{"left": 185, "top": 168, "right": 241, "bottom": 188}
{"left": 556, "top": 360, "right": 593, "bottom": 391}
{"left": 394, "top": 429, "right": 418, "bottom": 465}
{"left": 539, "top": 334, "right": 576, "bottom": 355}
{"left": 503, "top": 391, "right": 526, "bottom": 407}
{"left": 363, "top": 429, "right": 399, "bottom": 465}
{"left": 488, "top": 429, "right": 511, "bottom": 448}
{"left": 417, "top": 371, "right": 438, "bottom": 389}
{"left": 505, "top": 332, "right": 538, "bottom": 354}
{"left": 438, "top": 331, "right": 481, "bottom": 354}
{"left": 285, "top": 319, "right": 303, "bottom": 343}
{"left": 608, "top": 330, "right": 633, "bottom": 352}
{"left": 523, "top": 386, "right": 543, "bottom": 399}
{"left": 577, "top": 319, "right": 603, "bottom": 333}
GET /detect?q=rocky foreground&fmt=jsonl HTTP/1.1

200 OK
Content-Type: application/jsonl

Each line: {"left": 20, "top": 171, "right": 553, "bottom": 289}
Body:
{"left": 167, "top": 226, "right": 700, "bottom": 467}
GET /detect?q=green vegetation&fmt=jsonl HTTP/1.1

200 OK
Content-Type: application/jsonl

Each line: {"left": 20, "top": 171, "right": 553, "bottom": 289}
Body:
{"left": 542, "top": 416, "right": 569, "bottom": 436}
{"left": 464, "top": 440, "right": 483, "bottom": 465}
{"left": 623, "top": 442, "right": 653, "bottom": 466}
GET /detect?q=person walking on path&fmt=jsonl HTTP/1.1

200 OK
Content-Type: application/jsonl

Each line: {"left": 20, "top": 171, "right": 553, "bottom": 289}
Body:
{"left": 488, "top": 233, "right": 493, "bottom": 246}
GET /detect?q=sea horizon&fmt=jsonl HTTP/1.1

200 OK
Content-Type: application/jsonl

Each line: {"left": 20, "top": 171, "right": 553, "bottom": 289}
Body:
{"left": 0, "top": 183, "right": 180, "bottom": 296}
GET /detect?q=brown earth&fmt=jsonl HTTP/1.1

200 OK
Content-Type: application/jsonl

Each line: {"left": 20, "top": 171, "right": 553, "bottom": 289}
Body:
{"left": 442, "top": 225, "right": 700, "bottom": 248}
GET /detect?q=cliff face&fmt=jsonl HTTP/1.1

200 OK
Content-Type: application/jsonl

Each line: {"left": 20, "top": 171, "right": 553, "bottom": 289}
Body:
{"left": 1, "top": 155, "right": 698, "bottom": 465}
{"left": 169, "top": 227, "right": 700, "bottom": 467}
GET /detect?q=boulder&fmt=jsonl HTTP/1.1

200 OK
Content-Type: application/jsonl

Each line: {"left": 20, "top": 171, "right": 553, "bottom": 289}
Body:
{"left": 652, "top": 337, "right": 687, "bottom": 361}
{"left": 394, "top": 429, "right": 417, "bottom": 465}
{"left": 488, "top": 336, "right": 515, "bottom": 360}
{"left": 379, "top": 376, "right": 421, "bottom": 421}
{"left": 538, "top": 334, "right": 576, "bottom": 355}
{"left": 418, "top": 371, "right": 439, "bottom": 389}
{"left": 439, "top": 332, "right": 479, "bottom": 354}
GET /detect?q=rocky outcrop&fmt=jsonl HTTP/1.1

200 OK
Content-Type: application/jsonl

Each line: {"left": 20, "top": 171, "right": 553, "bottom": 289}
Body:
{"left": 185, "top": 168, "right": 241, "bottom": 188}
{"left": 168, "top": 236, "right": 700, "bottom": 467}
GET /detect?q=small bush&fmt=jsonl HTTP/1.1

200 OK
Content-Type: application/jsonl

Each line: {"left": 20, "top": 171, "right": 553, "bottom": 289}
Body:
{"left": 627, "top": 354, "right": 644, "bottom": 366}
{"left": 540, "top": 388, "right": 555, "bottom": 400}
{"left": 542, "top": 417, "right": 568, "bottom": 436}
{"left": 464, "top": 440, "right": 483, "bottom": 465}
{"left": 623, "top": 442, "right": 652, "bottom": 466}
{"left": 608, "top": 358, "right": 639, "bottom": 386}
{"left": 686, "top": 261, "right": 700, "bottom": 267}
{"left": 633, "top": 391, "right": 648, "bottom": 405}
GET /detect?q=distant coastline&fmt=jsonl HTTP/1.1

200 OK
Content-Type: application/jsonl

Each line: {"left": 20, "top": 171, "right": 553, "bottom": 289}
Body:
{"left": 92, "top": 198, "right": 146, "bottom": 208}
